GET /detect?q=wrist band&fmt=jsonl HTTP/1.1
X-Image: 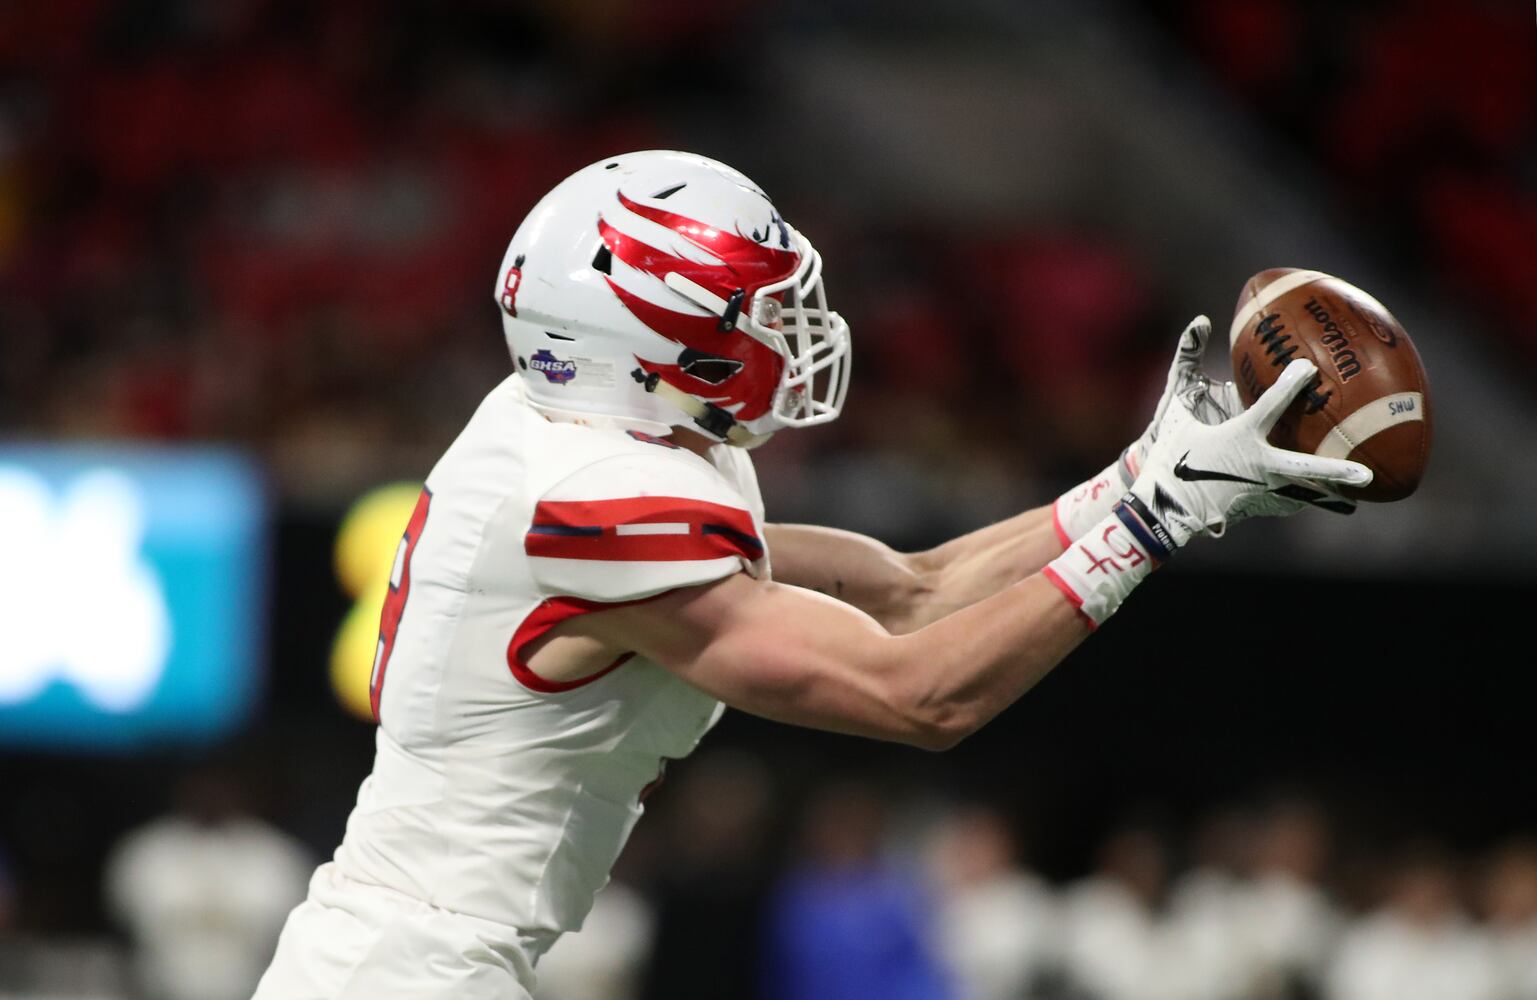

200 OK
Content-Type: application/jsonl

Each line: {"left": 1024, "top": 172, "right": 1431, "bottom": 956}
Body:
{"left": 1114, "top": 494, "right": 1177, "bottom": 562}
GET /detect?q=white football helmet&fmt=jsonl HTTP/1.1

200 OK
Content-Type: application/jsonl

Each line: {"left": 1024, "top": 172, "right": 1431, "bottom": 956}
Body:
{"left": 494, "top": 150, "right": 850, "bottom": 447}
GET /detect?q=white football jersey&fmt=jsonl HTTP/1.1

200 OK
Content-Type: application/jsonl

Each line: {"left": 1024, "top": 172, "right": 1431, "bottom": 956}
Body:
{"left": 331, "top": 373, "right": 766, "bottom": 963}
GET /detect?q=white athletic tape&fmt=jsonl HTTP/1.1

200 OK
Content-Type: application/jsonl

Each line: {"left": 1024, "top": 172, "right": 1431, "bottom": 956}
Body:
{"left": 1044, "top": 510, "right": 1158, "bottom": 629}
{"left": 1315, "top": 392, "right": 1424, "bottom": 459}
{"left": 615, "top": 523, "right": 690, "bottom": 536}
{"left": 1053, "top": 457, "right": 1127, "bottom": 547}
{"left": 1229, "top": 269, "right": 1330, "bottom": 347}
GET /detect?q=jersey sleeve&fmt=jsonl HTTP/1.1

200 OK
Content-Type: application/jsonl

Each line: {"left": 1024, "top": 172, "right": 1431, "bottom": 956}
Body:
{"left": 524, "top": 452, "right": 764, "bottom": 603}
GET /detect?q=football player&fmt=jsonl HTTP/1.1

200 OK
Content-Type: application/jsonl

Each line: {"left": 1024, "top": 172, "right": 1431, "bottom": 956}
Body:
{"left": 254, "top": 150, "right": 1368, "bottom": 999}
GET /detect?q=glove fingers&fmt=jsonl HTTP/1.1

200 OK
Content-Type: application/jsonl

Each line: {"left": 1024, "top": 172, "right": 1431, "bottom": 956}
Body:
{"left": 1270, "top": 483, "right": 1357, "bottom": 516}
{"left": 1246, "top": 359, "right": 1319, "bottom": 431}
{"left": 1207, "top": 380, "right": 1242, "bottom": 421}
{"left": 1152, "top": 316, "right": 1212, "bottom": 429}
{"left": 1263, "top": 446, "right": 1374, "bottom": 488}
{"left": 1173, "top": 315, "right": 1211, "bottom": 375}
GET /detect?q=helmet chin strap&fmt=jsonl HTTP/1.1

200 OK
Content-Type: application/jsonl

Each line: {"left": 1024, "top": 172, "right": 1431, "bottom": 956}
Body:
{"left": 630, "top": 368, "right": 770, "bottom": 448}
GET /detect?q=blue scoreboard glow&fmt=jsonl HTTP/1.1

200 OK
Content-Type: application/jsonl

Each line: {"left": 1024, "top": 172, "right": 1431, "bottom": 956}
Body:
{"left": 0, "top": 446, "right": 267, "bottom": 750}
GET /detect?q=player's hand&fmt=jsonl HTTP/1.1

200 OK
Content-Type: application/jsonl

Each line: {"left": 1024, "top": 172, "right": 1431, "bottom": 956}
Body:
{"left": 1122, "top": 319, "right": 1372, "bottom": 549}
{"left": 1198, "top": 378, "right": 1359, "bottom": 519}
{"left": 1054, "top": 316, "right": 1355, "bottom": 546}
{"left": 1118, "top": 317, "right": 1231, "bottom": 479}
{"left": 1055, "top": 317, "right": 1226, "bottom": 541}
{"left": 1143, "top": 317, "right": 1358, "bottom": 519}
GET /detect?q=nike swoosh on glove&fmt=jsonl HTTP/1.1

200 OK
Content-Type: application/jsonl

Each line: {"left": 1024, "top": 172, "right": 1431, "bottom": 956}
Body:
{"left": 1199, "top": 378, "right": 1358, "bottom": 519}
{"left": 1123, "top": 318, "right": 1372, "bottom": 550}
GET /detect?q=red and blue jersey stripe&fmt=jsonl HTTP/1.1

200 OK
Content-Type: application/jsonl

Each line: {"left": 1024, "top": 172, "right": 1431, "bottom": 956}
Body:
{"left": 525, "top": 496, "right": 762, "bottom": 563}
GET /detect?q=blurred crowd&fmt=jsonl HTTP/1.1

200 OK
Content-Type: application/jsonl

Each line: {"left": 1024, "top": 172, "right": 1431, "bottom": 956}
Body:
{"left": 0, "top": 1, "right": 670, "bottom": 492}
{"left": 3, "top": 1, "right": 1531, "bottom": 481}
{"left": 7, "top": 0, "right": 1528, "bottom": 530}
{"left": 0, "top": 0, "right": 1176, "bottom": 522}
{"left": 537, "top": 755, "right": 1537, "bottom": 1000}
{"left": 1155, "top": 0, "right": 1537, "bottom": 363}
{"left": 3, "top": 751, "right": 1534, "bottom": 1000}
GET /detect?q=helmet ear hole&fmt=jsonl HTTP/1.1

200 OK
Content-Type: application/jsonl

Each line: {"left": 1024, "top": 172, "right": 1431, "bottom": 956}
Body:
{"left": 678, "top": 349, "right": 743, "bottom": 386}
{"left": 592, "top": 245, "right": 613, "bottom": 275}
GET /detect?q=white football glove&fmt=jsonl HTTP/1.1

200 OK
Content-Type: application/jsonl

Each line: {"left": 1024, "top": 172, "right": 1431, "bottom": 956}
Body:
{"left": 1053, "top": 316, "right": 1355, "bottom": 544}
{"left": 1119, "top": 318, "right": 1373, "bottom": 552}
{"left": 1184, "top": 360, "right": 1358, "bottom": 520}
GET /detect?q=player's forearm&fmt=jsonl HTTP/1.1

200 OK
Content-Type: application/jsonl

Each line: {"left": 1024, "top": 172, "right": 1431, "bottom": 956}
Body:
{"left": 765, "top": 506, "right": 1065, "bottom": 636}
{"left": 630, "top": 567, "right": 1090, "bottom": 750}
{"left": 903, "top": 505, "right": 1063, "bottom": 630}
{"left": 882, "top": 573, "right": 1089, "bottom": 748}
{"left": 762, "top": 523, "right": 926, "bottom": 632}
{"left": 696, "top": 572, "right": 1091, "bottom": 751}
{"left": 870, "top": 501, "right": 1168, "bottom": 746}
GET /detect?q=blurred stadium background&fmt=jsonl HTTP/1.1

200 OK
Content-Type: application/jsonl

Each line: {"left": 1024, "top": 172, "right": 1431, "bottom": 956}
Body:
{"left": 1, "top": 1, "right": 1535, "bottom": 998}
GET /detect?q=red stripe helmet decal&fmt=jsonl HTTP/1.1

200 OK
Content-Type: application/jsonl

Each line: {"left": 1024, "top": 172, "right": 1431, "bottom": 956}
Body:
{"left": 599, "top": 191, "right": 800, "bottom": 421}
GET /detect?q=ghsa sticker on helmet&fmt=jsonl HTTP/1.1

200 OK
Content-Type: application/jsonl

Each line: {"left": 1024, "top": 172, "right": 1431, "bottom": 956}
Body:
{"left": 529, "top": 349, "right": 578, "bottom": 384}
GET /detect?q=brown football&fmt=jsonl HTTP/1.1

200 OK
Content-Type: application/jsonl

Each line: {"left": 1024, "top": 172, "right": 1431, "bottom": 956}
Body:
{"left": 1230, "top": 268, "right": 1431, "bottom": 501}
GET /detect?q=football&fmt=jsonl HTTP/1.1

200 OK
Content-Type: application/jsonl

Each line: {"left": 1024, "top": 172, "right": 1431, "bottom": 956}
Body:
{"left": 1229, "top": 268, "right": 1431, "bottom": 502}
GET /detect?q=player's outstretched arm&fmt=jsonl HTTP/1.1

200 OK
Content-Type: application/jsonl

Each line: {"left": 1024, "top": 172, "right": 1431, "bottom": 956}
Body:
{"left": 568, "top": 568, "right": 1089, "bottom": 751}
{"left": 530, "top": 322, "right": 1368, "bottom": 751}
{"left": 763, "top": 507, "right": 1061, "bottom": 635}
{"left": 764, "top": 315, "right": 1351, "bottom": 635}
